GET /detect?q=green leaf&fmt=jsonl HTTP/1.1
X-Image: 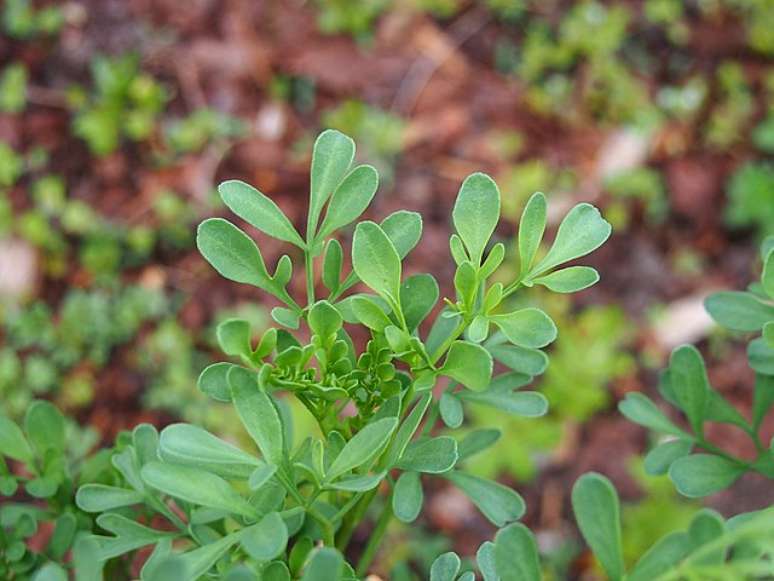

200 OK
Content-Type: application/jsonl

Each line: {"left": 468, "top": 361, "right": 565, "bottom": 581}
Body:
{"left": 668, "top": 454, "right": 744, "bottom": 497}
{"left": 48, "top": 513, "right": 77, "bottom": 560}
{"left": 752, "top": 373, "right": 774, "bottom": 432}
{"left": 480, "top": 242, "right": 505, "bottom": 278}
{"left": 518, "top": 192, "right": 547, "bottom": 278}
{"left": 217, "top": 318, "right": 252, "bottom": 358}
{"left": 308, "top": 300, "right": 342, "bottom": 338}
{"left": 764, "top": 321, "right": 774, "bottom": 348}
{"left": 322, "top": 239, "right": 343, "bottom": 292}
{"left": 643, "top": 439, "right": 693, "bottom": 476}
{"left": 454, "top": 261, "right": 478, "bottom": 309}
{"left": 532, "top": 266, "right": 600, "bottom": 293}
{"left": 197, "top": 218, "right": 272, "bottom": 290}
{"left": 488, "top": 344, "right": 548, "bottom": 376}
{"left": 467, "top": 315, "right": 490, "bottom": 343}
{"left": 261, "top": 562, "right": 291, "bottom": 581}
{"left": 0, "top": 414, "right": 32, "bottom": 463}
{"left": 241, "top": 512, "right": 288, "bottom": 561}
{"left": 301, "top": 547, "right": 344, "bottom": 581}
{"left": 32, "top": 563, "right": 67, "bottom": 581}
{"left": 762, "top": 249, "right": 774, "bottom": 298}
{"left": 669, "top": 345, "right": 709, "bottom": 434}
{"left": 618, "top": 393, "right": 688, "bottom": 438}
{"left": 704, "top": 291, "right": 774, "bottom": 332}
{"left": 571, "top": 473, "right": 624, "bottom": 581}
{"left": 327, "top": 471, "right": 386, "bottom": 492}
{"left": 459, "top": 389, "right": 548, "bottom": 418}
{"left": 449, "top": 234, "right": 468, "bottom": 265}
{"left": 400, "top": 273, "right": 439, "bottom": 331}
{"left": 309, "top": 130, "right": 355, "bottom": 237}
{"left": 531, "top": 203, "right": 612, "bottom": 277}
{"left": 248, "top": 463, "right": 278, "bottom": 490}
{"left": 748, "top": 337, "right": 774, "bottom": 375}
{"left": 452, "top": 173, "right": 500, "bottom": 264}
{"left": 24, "top": 401, "right": 65, "bottom": 455}
{"left": 382, "top": 393, "right": 432, "bottom": 468}
{"left": 229, "top": 367, "right": 285, "bottom": 464}
{"left": 439, "top": 392, "right": 463, "bottom": 428}
{"left": 381, "top": 210, "right": 422, "bottom": 259}
{"left": 350, "top": 295, "right": 392, "bottom": 331}
{"left": 94, "top": 514, "right": 176, "bottom": 560}
{"left": 393, "top": 471, "right": 423, "bottom": 523}
{"left": 430, "top": 552, "right": 461, "bottom": 581}
{"left": 628, "top": 532, "right": 691, "bottom": 581}
{"left": 397, "top": 437, "right": 458, "bottom": 473}
{"left": 72, "top": 535, "right": 103, "bottom": 581}
{"left": 477, "top": 541, "right": 498, "bottom": 581}
{"left": 327, "top": 417, "right": 398, "bottom": 480}
{"left": 141, "top": 462, "right": 256, "bottom": 517}
{"left": 457, "top": 429, "right": 501, "bottom": 461}
{"left": 271, "top": 306, "right": 300, "bottom": 329}
{"left": 445, "top": 471, "right": 525, "bottom": 527}
{"left": 159, "top": 423, "right": 260, "bottom": 479}
{"left": 441, "top": 341, "right": 493, "bottom": 392}
{"left": 352, "top": 221, "right": 402, "bottom": 305}
{"left": 494, "top": 523, "right": 541, "bottom": 581}
{"left": 688, "top": 509, "right": 725, "bottom": 561}
{"left": 197, "top": 362, "right": 235, "bottom": 402}
{"left": 317, "top": 165, "right": 379, "bottom": 240}
{"left": 178, "top": 531, "right": 244, "bottom": 579}
{"left": 76, "top": 484, "right": 143, "bottom": 512}
{"left": 219, "top": 180, "right": 305, "bottom": 247}
{"left": 491, "top": 308, "right": 556, "bottom": 349}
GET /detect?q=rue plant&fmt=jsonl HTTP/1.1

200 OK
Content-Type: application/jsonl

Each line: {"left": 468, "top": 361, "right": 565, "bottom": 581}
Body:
{"left": 71, "top": 129, "right": 611, "bottom": 579}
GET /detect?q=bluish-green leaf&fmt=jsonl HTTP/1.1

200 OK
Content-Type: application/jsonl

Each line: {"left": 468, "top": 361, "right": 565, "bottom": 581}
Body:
{"left": 397, "top": 437, "right": 458, "bottom": 473}
{"left": 531, "top": 203, "right": 611, "bottom": 277}
{"left": 668, "top": 454, "right": 744, "bottom": 497}
{"left": 441, "top": 341, "right": 493, "bottom": 392}
{"left": 352, "top": 221, "right": 402, "bottom": 306}
{"left": 382, "top": 393, "right": 432, "bottom": 468}
{"left": 317, "top": 165, "right": 379, "bottom": 240}
{"left": 643, "top": 439, "right": 693, "bottom": 476}
{"left": 494, "top": 523, "right": 541, "bottom": 581}
{"left": 197, "top": 362, "right": 235, "bottom": 402}
{"left": 381, "top": 210, "right": 422, "bottom": 259}
{"left": 327, "top": 418, "right": 397, "bottom": 480}
{"left": 439, "top": 392, "right": 463, "bottom": 428}
{"left": 704, "top": 291, "right": 774, "bottom": 332}
{"left": 518, "top": 192, "right": 547, "bottom": 278}
{"left": 488, "top": 344, "right": 548, "bottom": 376}
{"left": 491, "top": 308, "right": 556, "bottom": 349}
{"left": 628, "top": 532, "right": 691, "bottom": 581}
{"left": 430, "top": 552, "right": 461, "bottom": 581}
{"left": 241, "top": 512, "right": 288, "bottom": 561}
{"left": 532, "top": 266, "right": 599, "bottom": 293}
{"left": 445, "top": 471, "right": 525, "bottom": 527}
{"left": 309, "top": 130, "right": 355, "bottom": 237}
{"left": 308, "top": 300, "right": 342, "bottom": 338}
{"left": 400, "top": 273, "right": 439, "bottom": 331}
{"left": 477, "top": 541, "right": 498, "bottom": 581}
{"left": 393, "top": 471, "right": 423, "bottom": 523}
{"left": 301, "top": 547, "right": 344, "bottom": 581}
{"left": 349, "top": 295, "right": 392, "bottom": 331}
{"left": 197, "top": 218, "right": 272, "bottom": 290}
{"left": 229, "top": 366, "right": 285, "bottom": 464}
{"left": 322, "top": 239, "right": 343, "bottom": 293}
{"left": 459, "top": 389, "right": 548, "bottom": 417}
{"left": 0, "top": 414, "right": 32, "bottom": 463}
{"left": 217, "top": 318, "right": 252, "bottom": 359}
{"left": 571, "top": 472, "right": 624, "bottom": 581}
{"left": 24, "top": 401, "right": 65, "bottom": 455}
{"left": 219, "top": 180, "right": 305, "bottom": 247}
{"left": 669, "top": 345, "right": 709, "bottom": 434}
{"left": 761, "top": 249, "right": 773, "bottom": 298}
{"left": 618, "top": 393, "right": 688, "bottom": 438}
{"left": 452, "top": 173, "right": 500, "bottom": 264}
{"left": 76, "top": 485, "right": 143, "bottom": 512}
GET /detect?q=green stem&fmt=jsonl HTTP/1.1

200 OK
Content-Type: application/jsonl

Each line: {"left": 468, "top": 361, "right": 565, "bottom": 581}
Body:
{"left": 335, "top": 488, "right": 378, "bottom": 551}
{"left": 308, "top": 505, "right": 335, "bottom": 546}
{"left": 305, "top": 250, "right": 315, "bottom": 305}
{"left": 430, "top": 319, "right": 467, "bottom": 365}
{"left": 355, "top": 492, "right": 394, "bottom": 577}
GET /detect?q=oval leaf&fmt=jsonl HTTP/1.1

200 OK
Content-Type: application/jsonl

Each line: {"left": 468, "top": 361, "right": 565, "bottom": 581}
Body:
{"left": 452, "top": 173, "right": 501, "bottom": 264}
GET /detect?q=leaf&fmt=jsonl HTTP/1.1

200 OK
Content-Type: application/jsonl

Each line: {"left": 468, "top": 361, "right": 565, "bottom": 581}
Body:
{"left": 643, "top": 439, "right": 693, "bottom": 476}
{"left": 454, "top": 261, "right": 478, "bottom": 308}
{"left": 178, "top": 531, "right": 244, "bottom": 579}
{"left": 382, "top": 393, "right": 432, "bottom": 468}
{"left": 457, "top": 429, "right": 501, "bottom": 461}
{"left": 430, "top": 552, "right": 461, "bottom": 581}
{"left": 748, "top": 337, "right": 774, "bottom": 375}
{"left": 94, "top": 514, "right": 176, "bottom": 560}
{"left": 467, "top": 315, "right": 490, "bottom": 343}
{"left": 0, "top": 414, "right": 32, "bottom": 463}
{"left": 480, "top": 242, "right": 505, "bottom": 278}
{"left": 532, "top": 266, "right": 600, "bottom": 293}
{"left": 322, "top": 239, "right": 343, "bottom": 292}
{"left": 762, "top": 249, "right": 774, "bottom": 298}
{"left": 381, "top": 210, "right": 422, "bottom": 259}
{"left": 261, "top": 562, "right": 291, "bottom": 581}
{"left": 31, "top": 563, "right": 67, "bottom": 581}
{"left": 441, "top": 341, "right": 493, "bottom": 392}
{"left": 327, "top": 417, "right": 398, "bottom": 480}
{"left": 48, "top": 513, "right": 77, "bottom": 560}
{"left": 241, "top": 512, "right": 288, "bottom": 561}
{"left": 350, "top": 295, "right": 392, "bottom": 331}
{"left": 490, "top": 308, "right": 556, "bottom": 349}
{"left": 531, "top": 203, "right": 612, "bottom": 277}
{"left": 669, "top": 345, "right": 709, "bottom": 434}
{"left": 518, "top": 192, "right": 547, "bottom": 277}
{"left": 494, "top": 523, "right": 541, "bottom": 581}
{"left": 459, "top": 389, "right": 548, "bottom": 418}
{"left": 668, "top": 454, "right": 744, "bottom": 497}
{"left": 452, "top": 173, "right": 501, "bottom": 264}
{"left": 76, "top": 485, "right": 143, "bottom": 512}
{"left": 488, "top": 344, "right": 548, "bottom": 376}
{"left": 400, "top": 273, "right": 439, "bottom": 331}
{"left": 308, "top": 300, "right": 343, "bottom": 338}
{"left": 229, "top": 366, "right": 285, "bottom": 464}
{"left": 397, "top": 437, "right": 458, "bottom": 473}
{"left": 301, "top": 547, "right": 344, "bottom": 581}
{"left": 704, "top": 291, "right": 774, "bottom": 332}
{"left": 618, "top": 393, "right": 688, "bottom": 438}
{"left": 752, "top": 373, "right": 774, "bottom": 432}
{"left": 197, "top": 362, "right": 235, "bottom": 402}
{"left": 571, "top": 473, "right": 624, "bottom": 581}
{"left": 248, "top": 463, "right": 278, "bottom": 491}
{"left": 72, "top": 535, "right": 103, "bottom": 581}
{"left": 352, "top": 221, "right": 402, "bottom": 305}
{"left": 197, "top": 218, "right": 272, "bottom": 290}
{"left": 477, "top": 541, "right": 498, "bottom": 581}
{"left": 159, "top": 423, "right": 260, "bottom": 479}
{"left": 24, "top": 401, "right": 65, "bottom": 455}
{"left": 219, "top": 180, "right": 305, "bottom": 247}
{"left": 688, "top": 509, "right": 725, "bottom": 561}
{"left": 141, "top": 462, "right": 256, "bottom": 517}
{"left": 271, "top": 306, "right": 300, "bottom": 329}
{"left": 327, "top": 471, "right": 386, "bottom": 492}
{"left": 309, "top": 129, "right": 355, "bottom": 237}
{"left": 445, "top": 471, "right": 525, "bottom": 527}
{"left": 628, "top": 532, "right": 692, "bottom": 581}
{"left": 439, "top": 392, "right": 464, "bottom": 428}
{"left": 393, "top": 471, "right": 423, "bottom": 523}
{"left": 317, "top": 165, "right": 379, "bottom": 240}
{"left": 217, "top": 318, "right": 252, "bottom": 358}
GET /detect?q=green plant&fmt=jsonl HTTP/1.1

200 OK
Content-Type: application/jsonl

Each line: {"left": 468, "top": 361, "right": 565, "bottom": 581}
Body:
{"left": 0, "top": 401, "right": 116, "bottom": 579}
{"left": 726, "top": 162, "right": 774, "bottom": 237}
{"left": 1, "top": 0, "right": 63, "bottom": 39}
{"left": 0, "top": 63, "right": 28, "bottom": 113}
{"left": 73, "top": 129, "right": 611, "bottom": 578}
{"left": 315, "top": 0, "right": 390, "bottom": 38}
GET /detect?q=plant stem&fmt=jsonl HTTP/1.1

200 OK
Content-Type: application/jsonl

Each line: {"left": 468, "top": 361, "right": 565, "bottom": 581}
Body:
{"left": 355, "top": 492, "right": 394, "bottom": 577}
{"left": 305, "top": 250, "right": 315, "bottom": 305}
{"left": 335, "top": 488, "right": 378, "bottom": 551}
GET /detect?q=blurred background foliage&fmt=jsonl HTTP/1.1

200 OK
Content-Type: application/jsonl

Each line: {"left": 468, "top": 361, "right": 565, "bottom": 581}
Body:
{"left": 1, "top": 0, "right": 773, "bottom": 577}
